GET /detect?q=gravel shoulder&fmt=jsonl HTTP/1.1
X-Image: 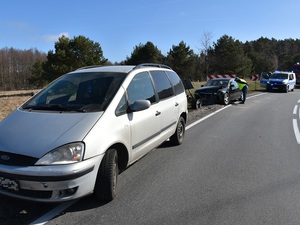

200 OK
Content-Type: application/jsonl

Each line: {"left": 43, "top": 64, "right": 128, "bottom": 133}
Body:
{"left": 187, "top": 104, "right": 225, "bottom": 125}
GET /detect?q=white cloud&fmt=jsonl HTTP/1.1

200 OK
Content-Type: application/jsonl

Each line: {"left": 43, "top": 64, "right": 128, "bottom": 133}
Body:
{"left": 43, "top": 32, "right": 69, "bottom": 43}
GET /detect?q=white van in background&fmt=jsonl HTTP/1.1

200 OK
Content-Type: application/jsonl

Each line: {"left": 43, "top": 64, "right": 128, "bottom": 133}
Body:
{"left": 266, "top": 71, "right": 296, "bottom": 92}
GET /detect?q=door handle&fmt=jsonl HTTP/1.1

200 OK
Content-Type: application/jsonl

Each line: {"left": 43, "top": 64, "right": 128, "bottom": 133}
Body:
{"left": 175, "top": 102, "right": 179, "bottom": 107}
{"left": 155, "top": 111, "right": 161, "bottom": 116}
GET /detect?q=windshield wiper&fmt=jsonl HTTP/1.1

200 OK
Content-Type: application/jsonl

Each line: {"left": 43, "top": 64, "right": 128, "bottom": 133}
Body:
{"left": 22, "top": 104, "right": 86, "bottom": 112}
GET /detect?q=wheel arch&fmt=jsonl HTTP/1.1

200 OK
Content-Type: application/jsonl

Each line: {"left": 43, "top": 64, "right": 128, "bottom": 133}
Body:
{"left": 180, "top": 111, "right": 187, "bottom": 124}
{"left": 107, "top": 143, "right": 129, "bottom": 172}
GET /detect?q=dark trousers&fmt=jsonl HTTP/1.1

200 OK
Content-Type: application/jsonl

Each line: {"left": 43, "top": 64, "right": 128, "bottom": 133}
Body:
{"left": 242, "top": 85, "right": 248, "bottom": 103}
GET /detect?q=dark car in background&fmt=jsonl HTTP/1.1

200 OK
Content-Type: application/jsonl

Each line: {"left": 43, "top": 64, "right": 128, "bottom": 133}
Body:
{"left": 193, "top": 78, "right": 243, "bottom": 108}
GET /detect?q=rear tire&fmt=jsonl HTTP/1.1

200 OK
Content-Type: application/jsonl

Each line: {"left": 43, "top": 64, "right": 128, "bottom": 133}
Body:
{"left": 94, "top": 148, "right": 118, "bottom": 202}
{"left": 170, "top": 117, "right": 185, "bottom": 145}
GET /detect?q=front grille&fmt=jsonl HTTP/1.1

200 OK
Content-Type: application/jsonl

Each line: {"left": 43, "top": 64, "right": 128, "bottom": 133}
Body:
{"left": 0, "top": 151, "right": 38, "bottom": 166}
{"left": 19, "top": 189, "right": 53, "bottom": 198}
{"left": 0, "top": 187, "right": 52, "bottom": 199}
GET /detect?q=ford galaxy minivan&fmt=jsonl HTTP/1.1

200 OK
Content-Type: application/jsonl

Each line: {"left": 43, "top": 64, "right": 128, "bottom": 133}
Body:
{"left": 0, "top": 63, "right": 188, "bottom": 202}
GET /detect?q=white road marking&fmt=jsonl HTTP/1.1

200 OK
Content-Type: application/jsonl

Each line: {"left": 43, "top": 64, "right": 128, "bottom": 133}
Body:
{"left": 293, "top": 119, "right": 300, "bottom": 145}
{"left": 292, "top": 99, "right": 300, "bottom": 145}
{"left": 293, "top": 105, "right": 298, "bottom": 115}
{"left": 186, "top": 93, "right": 267, "bottom": 131}
{"left": 186, "top": 105, "right": 231, "bottom": 130}
{"left": 29, "top": 200, "right": 78, "bottom": 225}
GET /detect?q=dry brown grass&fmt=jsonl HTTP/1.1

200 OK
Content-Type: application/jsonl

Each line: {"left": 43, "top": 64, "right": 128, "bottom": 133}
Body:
{"left": 0, "top": 90, "right": 39, "bottom": 122}
{"left": 0, "top": 96, "right": 30, "bottom": 121}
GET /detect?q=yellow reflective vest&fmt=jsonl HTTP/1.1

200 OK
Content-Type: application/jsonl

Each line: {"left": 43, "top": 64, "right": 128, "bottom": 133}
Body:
{"left": 236, "top": 78, "right": 248, "bottom": 90}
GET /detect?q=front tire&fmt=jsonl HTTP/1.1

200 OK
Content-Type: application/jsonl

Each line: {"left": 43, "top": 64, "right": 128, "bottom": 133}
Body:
{"left": 285, "top": 86, "right": 289, "bottom": 93}
{"left": 192, "top": 99, "right": 202, "bottom": 109}
{"left": 170, "top": 117, "right": 185, "bottom": 145}
{"left": 223, "top": 93, "right": 229, "bottom": 105}
{"left": 94, "top": 148, "right": 118, "bottom": 202}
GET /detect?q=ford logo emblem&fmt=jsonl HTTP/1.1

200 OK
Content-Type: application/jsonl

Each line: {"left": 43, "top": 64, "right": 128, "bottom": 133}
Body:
{"left": 1, "top": 155, "right": 10, "bottom": 160}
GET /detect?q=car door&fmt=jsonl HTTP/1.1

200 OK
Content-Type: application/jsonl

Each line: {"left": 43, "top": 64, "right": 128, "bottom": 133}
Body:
{"left": 150, "top": 70, "right": 178, "bottom": 140}
{"left": 126, "top": 72, "right": 161, "bottom": 161}
{"left": 260, "top": 72, "right": 270, "bottom": 88}
{"left": 288, "top": 73, "right": 296, "bottom": 90}
{"left": 229, "top": 80, "right": 240, "bottom": 100}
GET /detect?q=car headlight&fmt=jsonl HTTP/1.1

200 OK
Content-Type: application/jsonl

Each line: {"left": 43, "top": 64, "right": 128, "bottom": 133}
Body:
{"left": 35, "top": 142, "right": 84, "bottom": 165}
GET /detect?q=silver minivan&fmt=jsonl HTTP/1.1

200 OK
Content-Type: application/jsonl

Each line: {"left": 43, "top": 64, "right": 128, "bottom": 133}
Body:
{"left": 0, "top": 64, "right": 188, "bottom": 202}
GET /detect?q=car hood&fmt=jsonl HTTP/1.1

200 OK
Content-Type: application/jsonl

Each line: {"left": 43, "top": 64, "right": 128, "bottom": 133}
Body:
{"left": 195, "top": 85, "right": 224, "bottom": 94}
{"left": 0, "top": 109, "right": 103, "bottom": 158}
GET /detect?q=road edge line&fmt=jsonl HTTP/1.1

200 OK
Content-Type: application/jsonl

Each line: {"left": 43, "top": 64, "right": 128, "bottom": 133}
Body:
{"left": 186, "top": 92, "right": 267, "bottom": 131}
{"left": 186, "top": 105, "right": 232, "bottom": 130}
{"left": 29, "top": 200, "right": 78, "bottom": 225}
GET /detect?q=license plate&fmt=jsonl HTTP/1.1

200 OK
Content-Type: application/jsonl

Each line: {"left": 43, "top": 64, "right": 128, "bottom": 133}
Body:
{"left": 0, "top": 176, "right": 19, "bottom": 191}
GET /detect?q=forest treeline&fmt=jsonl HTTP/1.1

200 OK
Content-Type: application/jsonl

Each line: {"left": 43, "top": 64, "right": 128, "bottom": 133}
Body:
{"left": 1, "top": 34, "right": 300, "bottom": 91}
{"left": 0, "top": 48, "right": 46, "bottom": 91}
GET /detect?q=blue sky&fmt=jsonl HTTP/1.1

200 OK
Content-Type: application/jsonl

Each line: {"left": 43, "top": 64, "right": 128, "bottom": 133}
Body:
{"left": 1, "top": 0, "right": 299, "bottom": 62}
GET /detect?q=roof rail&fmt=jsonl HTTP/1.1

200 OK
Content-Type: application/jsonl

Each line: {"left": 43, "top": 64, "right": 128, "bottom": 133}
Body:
{"left": 133, "top": 63, "right": 172, "bottom": 70}
{"left": 76, "top": 65, "right": 103, "bottom": 70}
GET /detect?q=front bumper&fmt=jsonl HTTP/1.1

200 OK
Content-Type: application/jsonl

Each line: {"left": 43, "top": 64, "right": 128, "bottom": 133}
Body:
{"left": 266, "top": 83, "right": 287, "bottom": 91}
{"left": 0, "top": 154, "right": 103, "bottom": 202}
{"left": 195, "top": 93, "right": 222, "bottom": 105}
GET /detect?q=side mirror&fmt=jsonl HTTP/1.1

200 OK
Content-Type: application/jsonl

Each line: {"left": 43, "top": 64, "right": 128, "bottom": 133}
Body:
{"left": 128, "top": 100, "right": 151, "bottom": 113}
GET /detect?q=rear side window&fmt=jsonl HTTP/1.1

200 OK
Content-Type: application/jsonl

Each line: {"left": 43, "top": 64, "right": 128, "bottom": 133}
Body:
{"left": 150, "top": 71, "right": 174, "bottom": 100}
{"left": 166, "top": 71, "right": 185, "bottom": 95}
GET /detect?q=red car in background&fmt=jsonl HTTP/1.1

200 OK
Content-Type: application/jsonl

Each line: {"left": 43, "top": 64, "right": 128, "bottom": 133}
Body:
{"left": 292, "top": 62, "right": 300, "bottom": 85}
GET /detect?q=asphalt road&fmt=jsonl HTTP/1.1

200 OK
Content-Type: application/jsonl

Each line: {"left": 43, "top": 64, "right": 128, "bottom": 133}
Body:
{"left": 2, "top": 89, "right": 300, "bottom": 225}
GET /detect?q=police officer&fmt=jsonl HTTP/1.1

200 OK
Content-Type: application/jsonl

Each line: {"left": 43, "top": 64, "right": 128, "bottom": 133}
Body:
{"left": 235, "top": 77, "right": 248, "bottom": 104}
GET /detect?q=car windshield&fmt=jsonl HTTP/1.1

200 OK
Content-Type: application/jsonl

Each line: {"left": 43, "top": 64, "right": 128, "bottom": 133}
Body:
{"left": 204, "top": 79, "right": 229, "bottom": 87}
{"left": 270, "top": 73, "right": 288, "bottom": 79}
{"left": 22, "top": 72, "right": 127, "bottom": 112}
